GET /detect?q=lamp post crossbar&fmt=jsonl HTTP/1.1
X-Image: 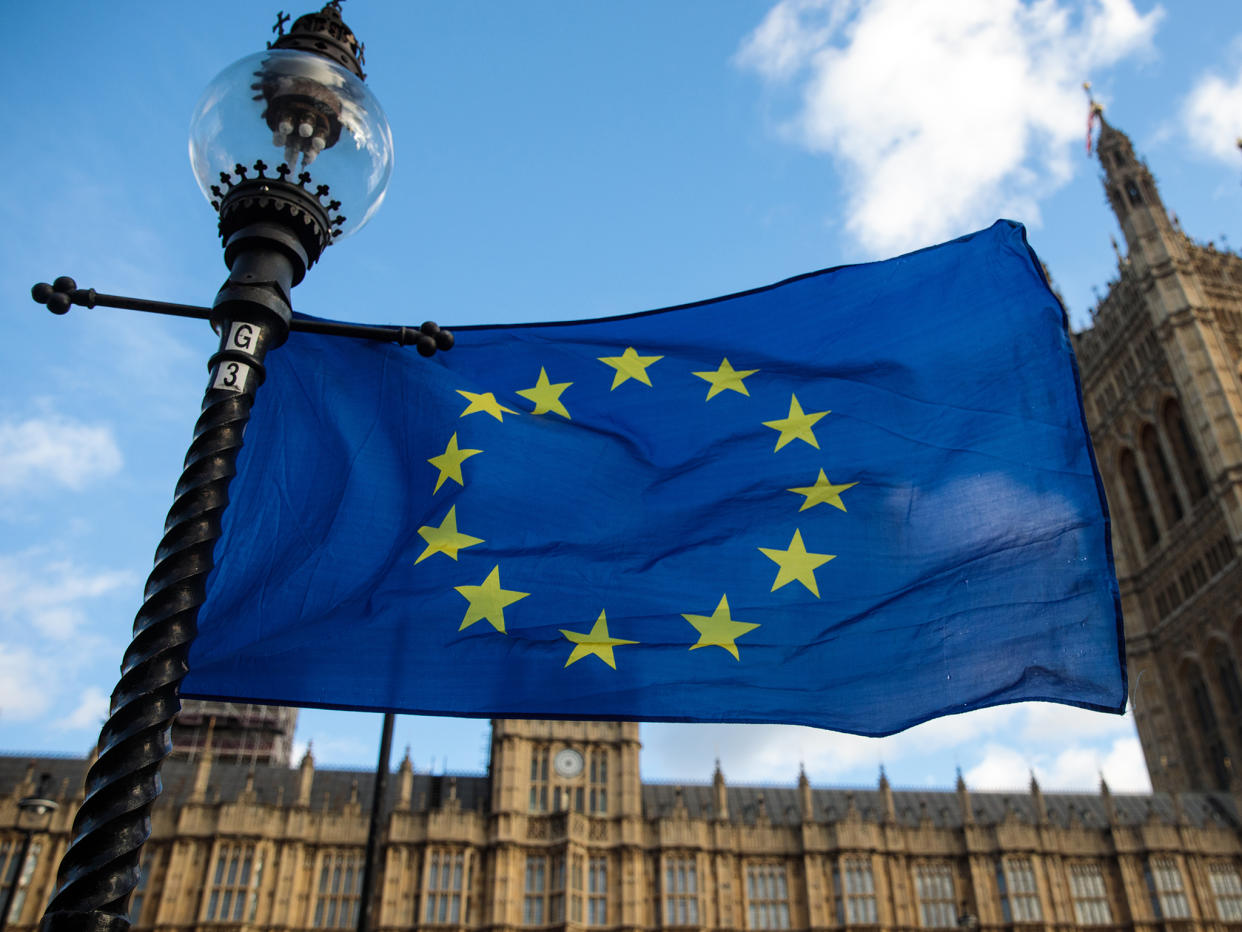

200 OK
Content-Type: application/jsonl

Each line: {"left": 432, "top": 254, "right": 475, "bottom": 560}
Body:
{"left": 31, "top": 279, "right": 454, "bottom": 353}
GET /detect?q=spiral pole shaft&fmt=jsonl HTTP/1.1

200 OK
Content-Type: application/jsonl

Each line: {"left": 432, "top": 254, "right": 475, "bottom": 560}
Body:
{"left": 38, "top": 232, "right": 298, "bottom": 932}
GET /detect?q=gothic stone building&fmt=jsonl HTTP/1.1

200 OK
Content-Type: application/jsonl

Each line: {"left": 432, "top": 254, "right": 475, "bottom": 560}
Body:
{"left": 6, "top": 719, "right": 1242, "bottom": 932}
{"left": 1072, "top": 113, "right": 1242, "bottom": 794}
{"left": 8, "top": 114, "right": 1242, "bottom": 932}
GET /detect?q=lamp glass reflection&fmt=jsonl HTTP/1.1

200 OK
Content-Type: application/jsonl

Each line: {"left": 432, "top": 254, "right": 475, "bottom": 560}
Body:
{"left": 189, "top": 49, "right": 393, "bottom": 239}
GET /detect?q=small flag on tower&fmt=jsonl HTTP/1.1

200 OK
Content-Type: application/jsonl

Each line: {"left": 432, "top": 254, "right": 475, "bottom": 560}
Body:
{"left": 186, "top": 220, "right": 1124, "bottom": 736}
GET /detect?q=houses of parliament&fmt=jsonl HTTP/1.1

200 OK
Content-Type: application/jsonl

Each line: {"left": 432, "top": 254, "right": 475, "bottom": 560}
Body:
{"left": 6, "top": 111, "right": 1242, "bottom": 932}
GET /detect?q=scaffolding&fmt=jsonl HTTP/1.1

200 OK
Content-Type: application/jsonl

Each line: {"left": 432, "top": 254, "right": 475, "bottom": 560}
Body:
{"left": 171, "top": 700, "right": 298, "bottom": 766}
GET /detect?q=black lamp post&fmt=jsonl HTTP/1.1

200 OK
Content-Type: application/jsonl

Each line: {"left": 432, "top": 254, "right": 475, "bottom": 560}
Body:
{"left": 30, "top": 6, "right": 450, "bottom": 932}
{"left": 0, "top": 775, "right": 59, "bottom": 932}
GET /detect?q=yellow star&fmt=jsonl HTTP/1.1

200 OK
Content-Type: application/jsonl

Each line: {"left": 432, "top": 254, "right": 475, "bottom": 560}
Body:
{"left": 428, "top": 432, "right": 483, "bottom": 493}
{"left": 762, "top": 394, "right": 829, "bottom": 451}
{"left": 788, "top": 469, "right": 858, "bottom": 512}
{"left": 683, "top": 594, "right": 760, "bottom": 661}
{"left": 515, "top": 367, "right": 572, "bottom": 418}
{"left": 692, "top": 358, "right": 759, "bottom": 400}
{"left": 414, "top": 505, "right": 484, "bottom": 564}
{"left": 456, "top": 389, "right": 518, "bottom": 422}
{"left": 758, "top": 529, "right": 835, "bottom": 597}
{"left": 454, "top": 566, "right": 529, "bottom": 634}
{"left": 560, "top": 610, "right": 638, "bottom": 670}
{"left": 597, "top": 347, "right": 663, "bottom": 390}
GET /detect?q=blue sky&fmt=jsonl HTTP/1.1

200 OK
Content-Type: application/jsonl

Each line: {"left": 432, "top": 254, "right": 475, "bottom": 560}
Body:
{"left": 3, "top": 0, "right": 1241, "bottom": 792}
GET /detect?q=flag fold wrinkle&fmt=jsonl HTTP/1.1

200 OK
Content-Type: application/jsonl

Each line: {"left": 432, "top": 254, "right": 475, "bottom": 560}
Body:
{"left": 186, "top": 220, "right": 1124, "bottom": 735}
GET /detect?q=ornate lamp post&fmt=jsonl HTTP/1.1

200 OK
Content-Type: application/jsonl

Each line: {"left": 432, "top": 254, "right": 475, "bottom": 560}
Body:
{"left": 0, "top": 775, "right": 59, "bottom": 932}
{"left": 30, "top": 6, "right": 450, "bottom": 932}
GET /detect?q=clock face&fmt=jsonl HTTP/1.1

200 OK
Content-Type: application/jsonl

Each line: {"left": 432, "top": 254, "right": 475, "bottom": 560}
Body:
{"left": 553, "top": 748, "right": 585, "bottom": 778}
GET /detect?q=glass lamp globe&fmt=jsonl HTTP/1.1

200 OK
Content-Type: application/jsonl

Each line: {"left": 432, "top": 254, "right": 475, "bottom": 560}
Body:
{"left": 189, "top": 49, "right": 393, "bottom": 240}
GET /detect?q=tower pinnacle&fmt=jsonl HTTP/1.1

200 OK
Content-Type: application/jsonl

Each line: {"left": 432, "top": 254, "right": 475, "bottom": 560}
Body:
{"left": 1091, "top": 109, "right": 1178, "bottom": 275}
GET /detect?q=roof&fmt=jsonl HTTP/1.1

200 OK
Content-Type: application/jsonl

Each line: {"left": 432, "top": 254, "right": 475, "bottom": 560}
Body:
{"left": 640, "top": 782, "right": 1240, "bottom": 830}
{"left": 4, "top": 756, "right": 1236, "bottom": 830}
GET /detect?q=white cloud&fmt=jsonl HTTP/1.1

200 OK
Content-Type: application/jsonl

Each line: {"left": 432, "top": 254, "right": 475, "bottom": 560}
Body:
{"left": 1097, "top": 735, "right": 1150, "bottom": 791}
{"left": 53, "top": 687, "right": 109, "bottom": 732}
{"left": 963, "top": 744, "right": 1034, "bottom": 789}
{"left": 737, "top": 0, "right": 1162, "bottom": 254}
{"left": 0, "top": 645, "right": 57, "bottom": 721}
{"left": 644, "top": 702, "right": 1142, "bottom": 791}
{"left": 965, "top": 733, "right": 1149, "bottom": 791}
{"left": 0, "top": 551, "right": 134, "bottom": 743}
{"left": 1020, "top": 701, "right": 1138, "bottom": 742}
{"left": 0, "top": 415, "right": 122, "bottom": 493}
{"left": 0, "top": 555, "right": 135, "bottom": 641}
{"left": 1183, "top": 49, "right": 1242, "bottom": 163}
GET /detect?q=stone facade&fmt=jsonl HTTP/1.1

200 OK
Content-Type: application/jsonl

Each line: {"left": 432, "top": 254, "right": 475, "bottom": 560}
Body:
{"left": 5, "top": 720, "right": 1242, "bottom": 932}
{"left": 1072, "top": 113, "right": 1242, "bottom": 793}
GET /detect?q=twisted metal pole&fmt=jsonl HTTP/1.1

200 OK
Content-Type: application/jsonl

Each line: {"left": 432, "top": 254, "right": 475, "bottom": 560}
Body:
{"left": 32, "top": 198, "right": 454, "bottom": 932}
{"left": 38, "top": 330, "right": 285, "bottom": 932}
{"left": 37, "top": 207, "right": 302, "bottom": 932}
{"left": 31, "top": 202, "right": 452, "bottom": 932}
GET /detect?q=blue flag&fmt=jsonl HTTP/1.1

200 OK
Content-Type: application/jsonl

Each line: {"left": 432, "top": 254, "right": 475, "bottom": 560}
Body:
{"left": 186, "top": 221, "right": 1124, "bottom": 735}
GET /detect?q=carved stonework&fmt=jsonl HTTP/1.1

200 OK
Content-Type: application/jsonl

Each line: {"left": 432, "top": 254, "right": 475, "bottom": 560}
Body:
{"left": 1079, "top": 114, "right": 1242, "bottom": 793}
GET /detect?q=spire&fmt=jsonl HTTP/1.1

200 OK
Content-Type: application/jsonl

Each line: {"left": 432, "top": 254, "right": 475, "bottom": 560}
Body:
{"left": 1029, "top": 771, "right": 1048, "bottom": 825}
{"left": 956, "top": 767, "right": 973, "bottom": 825}
{"left": 712, "top": 759, "right": 728, "bottom": 821}
{"left": 348, "top": 777, "right": 360, "bottom": 810}
{"left": 446, "top": 776, "right": 460, "bottom": 810}
{"left": 673, "top": 785, "right": 689, "bottom": 819}
{"left": 297, "top": 742, "right": 315, "bottom": 807}
{"left": 1099, "top": 773, "right": 1117, "bottom": 826}
{"left": 398, "top": 746, "right": 414, "bottom": 810}
{"left": 798, "top": 765, "right": 813, "bottom": 821}
{"left": 878, "top": 766, "right": 896, "bottom": 824}
{"left": 1091, "top": 106, "right": 1178, "bottom": 271}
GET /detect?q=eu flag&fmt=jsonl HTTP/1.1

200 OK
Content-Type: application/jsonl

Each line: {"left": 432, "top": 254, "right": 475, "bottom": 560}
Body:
{"left": 186, "top": 221, "right": 1124, "bottom": 735}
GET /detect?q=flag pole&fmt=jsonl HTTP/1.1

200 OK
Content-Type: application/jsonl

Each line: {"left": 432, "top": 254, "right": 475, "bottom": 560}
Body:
{"left": 357, "top": 712, "right": 395, "bottom": 932}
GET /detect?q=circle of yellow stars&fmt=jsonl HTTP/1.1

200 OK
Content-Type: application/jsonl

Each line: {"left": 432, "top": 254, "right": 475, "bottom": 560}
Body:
{"left": 413, "top": 348, "right": 858, "bottom": 672}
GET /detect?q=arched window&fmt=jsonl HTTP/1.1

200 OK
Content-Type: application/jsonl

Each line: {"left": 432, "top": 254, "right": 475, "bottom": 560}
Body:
{"left": 1141, "top": 424, "right": 1184, "bottom": 526}
{"left": 1163, "top": 400, "right": 1209, "bottom": 501}
{"left": 589, "top": 750, "right": 608, "bottom": 814}
{"left": 1119, "top": 448, "right": 1160, "bottom": 550}
{"left": 1126, "top": 180, "right": 1143, "bottom": 206}
{"left": 1212, "top": 645, "right": 1242, "bottom": 763}
{"left": 1185, "top": 661, "right": 1230, "bottom": 788}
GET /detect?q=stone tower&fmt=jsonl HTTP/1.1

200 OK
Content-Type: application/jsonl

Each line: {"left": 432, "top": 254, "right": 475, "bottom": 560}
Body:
{"left": 1074, "top": 109, "right": 1242, "bottom": 791}
{"left": 488, "top": 719, "right": 642, "bottom": 817}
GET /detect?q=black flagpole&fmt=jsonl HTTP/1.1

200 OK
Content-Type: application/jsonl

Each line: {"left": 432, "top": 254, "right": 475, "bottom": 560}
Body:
{"left": 357, "top": 712, "right": 395, "bottom": 932}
